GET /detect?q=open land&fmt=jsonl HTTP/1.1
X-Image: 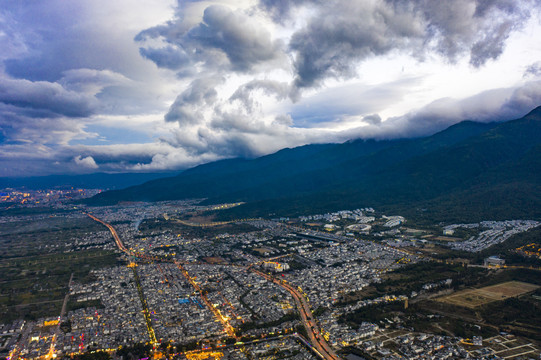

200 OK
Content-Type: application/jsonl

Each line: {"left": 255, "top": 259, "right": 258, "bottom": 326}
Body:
{"left": 437, "top": 281, "right": 540, "bottom": 308}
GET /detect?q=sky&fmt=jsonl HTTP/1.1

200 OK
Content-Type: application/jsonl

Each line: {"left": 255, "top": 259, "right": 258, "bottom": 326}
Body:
{"left": 1, "top": 0, "right": 541, "bottom": 177}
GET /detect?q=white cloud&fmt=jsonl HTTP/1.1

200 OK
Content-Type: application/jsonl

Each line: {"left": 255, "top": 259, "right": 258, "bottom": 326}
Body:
{"left": 74, "top": 155, "right": 99, "bottom": 169}
{"left": 1, "top": 0, "right": 541, "bottom": 176}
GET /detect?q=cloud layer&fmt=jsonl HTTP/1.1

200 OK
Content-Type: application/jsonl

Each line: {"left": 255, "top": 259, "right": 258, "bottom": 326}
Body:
{"left": 1, "top": 0, "right": 541, "bottom": 176}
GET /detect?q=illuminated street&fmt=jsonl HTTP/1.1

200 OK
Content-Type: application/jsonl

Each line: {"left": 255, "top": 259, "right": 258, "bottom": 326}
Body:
{"left": 252, "top": 269, "right": 342, "bottom": 360}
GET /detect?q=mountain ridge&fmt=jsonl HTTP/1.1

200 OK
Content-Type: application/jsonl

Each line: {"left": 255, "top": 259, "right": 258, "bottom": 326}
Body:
{"left": 0, "top": 172, "right": 178, "bottom": 191}
{"left": 86, "top": 107, "right": 541, "bottom": 222}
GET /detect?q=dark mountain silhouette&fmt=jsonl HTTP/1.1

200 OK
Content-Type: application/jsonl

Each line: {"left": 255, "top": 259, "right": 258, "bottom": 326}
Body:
{"left": 0, "top": 172, "right": 177, "bottom": 190}
{"left": 86, "top": 107, "right": 541, "bottom": 222}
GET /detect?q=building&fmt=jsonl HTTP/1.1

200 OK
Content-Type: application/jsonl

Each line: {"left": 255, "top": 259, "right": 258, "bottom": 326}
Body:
{"left": 484, "top": 256, "right": 505, "bottom": 267}
{"left": 262, "top": 262, "right": 290, "bottom": 272}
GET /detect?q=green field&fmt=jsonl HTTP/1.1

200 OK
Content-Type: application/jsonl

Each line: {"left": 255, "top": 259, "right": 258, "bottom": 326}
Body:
{"left": 0, "top": 213, "right": 120, "bottom": 323}
{"left": 0, "top": 249, "right": 119, "bottom": 322}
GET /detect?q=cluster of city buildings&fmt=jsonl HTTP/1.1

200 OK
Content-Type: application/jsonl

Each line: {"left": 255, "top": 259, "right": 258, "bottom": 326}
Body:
{"left": 0, "top": 189, "right": 101, "bottom": 206}
{"left": 298, "top": 208, "right": 375, "bottom": 222}
{"left": 66, "top": 266, "right": 150, "bottom": 350}
{"left": 283, "top": 241, "right": 416, "bottom": 309}
{"left": 2, "top": 200, "right": 541, "bottom": 360}
{"left": 447, "top": 220, "right": 540, "bottom": 252}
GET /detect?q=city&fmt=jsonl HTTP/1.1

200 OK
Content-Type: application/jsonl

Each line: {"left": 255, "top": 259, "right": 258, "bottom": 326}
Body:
{"left": 1, "top": 194, "right": 540, "bottom": 360}
{"left": 2, "top": 1, "right": 541, "bottom": 359}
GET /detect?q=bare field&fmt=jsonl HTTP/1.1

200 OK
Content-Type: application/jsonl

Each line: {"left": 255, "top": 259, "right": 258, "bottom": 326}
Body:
{"left": 433, "top": 236, "right": 462, "bottom": 242}
{"left": 437, "top": 281, "right": 540, "bottom": 308}
{"left": 252, "top": 247, "right": 275, "bottom": 255}
{"left": 203, "top": 256, "right": 227, "bottom": 264}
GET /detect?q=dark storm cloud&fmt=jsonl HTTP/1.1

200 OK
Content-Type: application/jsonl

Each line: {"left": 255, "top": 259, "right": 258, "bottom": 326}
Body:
{"left": 139, "top": 46, "right": 191, "bottom": 70}
{"left": 0, "top": 106, "right": 89, "bottom": 147}
{"left": 130, "top": 0, "right": 541, "bottom": 167}
{"left": 0, "top": 65, "right": 147, "bottom": 174}
{"left": 164, "top": 76, "right": 223, "bottom": 125}
{"left": 189, "top": 5, "right": 283, "bottom": 71}
{"left": 258, "top": 0, "right": 295, "bottom": 18}
{"left": 230, "top": 80, "right": 290, "bottom": 112}
{"left": 163, "top": 77, "right": 294, "bottom": 157}
{"left": 230, "top": 80, "right": 290, "bottom": 100}
{"left": 0, "top": 77, "right": 97, "bottom": 118}
{"left": 474, "top": 0, "right": 520, "bottom": 16}
{"left": 0, "top": 68, "right": 134, "bottom": 125}
{"left": 362, "top": 114, "right": 382, "bottom": 125}
{"left": 210, "top": 111, "right": 271, "bottom": 135}
{"left": 197, "top": 129, "right": 259, "bottom": 158}
{"left": 59, "top": 69, "right": 131, "bottom": 93}
{"left": 0, "top": 0, "right": 169, "bottom": 119}
{"left": 417, "top": 0, "right": 528, "bottom": 66}
{"left": 2, "top": 1, "right": 87, "bottom": 82}
{"left": 164, "top": 118, "right": 308, "bottom": 159}
{"left": 258, "top": 0, "right": 318, "bottom": 22}
{"left": 276, "top": 0, "right": 537, "bottom": 88}
{"left": 469, "top": 21, "right": 514, "bottom": 67}
{"left": 1, "top": 0, "right": 539, "bottom": 177}
{"left": 289, "top": 1, "right": 423, "bottom": 88}
{"left": 136, "top": 4, "right": 285, "bottom": 74}
{"left": 73, "top": 148, "right": 155, "bottom": 167}
{"left": 164, "top": 126, "right": 255, "bottom": 157}
{"left": 2, "top": 1, "right": 141, "bottom": 83}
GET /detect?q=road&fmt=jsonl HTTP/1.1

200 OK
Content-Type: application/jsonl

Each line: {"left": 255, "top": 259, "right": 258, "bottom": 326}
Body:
{"left": 6, "top": 322, "right": 33, "bottom": 360}
{"left": 130, "top": 265, "right": 158, "bottom": 344}
{"left": 60, "top": 273, "right": 74, "bottom": 321}
{"left": 86, "top": 213, "right": 129, "bottom": 253}
{"left": 87, "top": 213, "right": 237, "bottom": 341}
{"left": 87, "top": 212, "right": 340, "bottom": 357}
{"left": 86, "top": 213, "right": 158, "bottom": 344}
{"left": 175, "top": 261, "right": 237, "bottom": 339}
{"left": 44, "top": 273, "right": 75, "bottom": 359}
{"left": 6, "top": 272, "right": 74, "bottom": 360}
{"left": 86, "top": 213, "right": 168, "bottom": 263}
{"left": 252, "top": 269, "right": 341, "bottom": 360}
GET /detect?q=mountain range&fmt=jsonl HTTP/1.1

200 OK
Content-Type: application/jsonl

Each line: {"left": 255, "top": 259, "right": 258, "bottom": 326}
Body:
{"left": 86, "top": 107, "right": 541, "bottom": 222}
{"left": 0, "top": 172, "right": 176, "bottom": 191}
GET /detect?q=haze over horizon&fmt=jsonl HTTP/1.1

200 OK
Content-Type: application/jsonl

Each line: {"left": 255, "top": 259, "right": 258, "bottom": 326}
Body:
{"left": 1, "top": 0, "right": 541, "bottom": 177}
